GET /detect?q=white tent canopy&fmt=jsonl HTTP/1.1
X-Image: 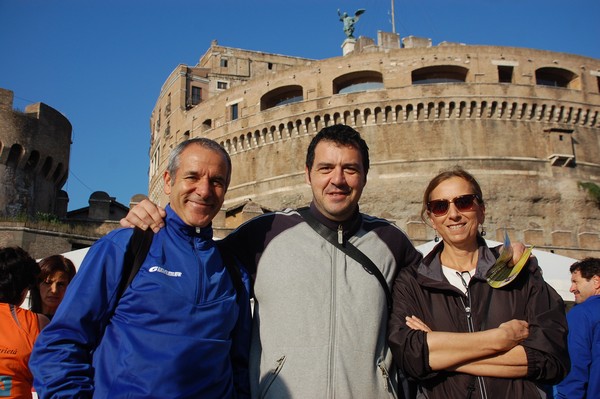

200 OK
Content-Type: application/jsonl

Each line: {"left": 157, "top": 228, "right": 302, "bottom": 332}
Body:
{"left": 415, "top": 239, "right": 576, "bottom": 302}
{"left": 60, "top": 247, "right": 90, "bottom": 271}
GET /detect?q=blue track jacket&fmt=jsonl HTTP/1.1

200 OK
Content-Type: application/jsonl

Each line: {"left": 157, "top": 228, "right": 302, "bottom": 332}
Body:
{"left": 555, "top": 295, "right": 600, "bottom": 399}
{"left": 30, "top": 205, "right": 252, "bottom": 399}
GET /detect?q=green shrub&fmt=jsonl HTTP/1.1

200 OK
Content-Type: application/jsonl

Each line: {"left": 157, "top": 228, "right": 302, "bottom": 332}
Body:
{"left": 578, "top": 181, "right": 600, "bottom": 208}
{"left": 34, "top": 212, "right": 61, "bottom": 224}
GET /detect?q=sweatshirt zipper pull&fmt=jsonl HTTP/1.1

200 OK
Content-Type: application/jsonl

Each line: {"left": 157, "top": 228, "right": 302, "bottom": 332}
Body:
{"left": 338, "top": 224, "right": 343, "bottom": 244}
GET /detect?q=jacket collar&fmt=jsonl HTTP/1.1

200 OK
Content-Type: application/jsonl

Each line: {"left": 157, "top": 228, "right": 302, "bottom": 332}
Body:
{"left": 418, "top": 235, "right": 499, "bottom": 284}
{"left": 308, "top": 202, "right": 362, "bottom": 240}
{"left": 164, "top": 204, "right": 214, "bottom": 242}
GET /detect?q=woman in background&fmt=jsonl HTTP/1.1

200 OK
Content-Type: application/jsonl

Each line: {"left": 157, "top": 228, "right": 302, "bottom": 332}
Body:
{"left": 29, "top": 255, "right": 76, "bottom": 320}
{"left": 0, "top": 246, "right": 49, "bottom": 398}
{"left": 388, "top": 166, "right": 569, "bottom": 398}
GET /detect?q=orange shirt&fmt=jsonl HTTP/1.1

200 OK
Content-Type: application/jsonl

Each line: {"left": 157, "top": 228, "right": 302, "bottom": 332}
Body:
{"left": 0, "top": 303, "right": 41, "bottom": 399}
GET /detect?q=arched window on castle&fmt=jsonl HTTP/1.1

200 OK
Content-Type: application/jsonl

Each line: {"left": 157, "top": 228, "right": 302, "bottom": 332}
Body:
{"left": 7, "top": 144, "right": 23, "bottom": 168}
{"left": 260, "top": 85, "right": 303, "bottom": 110}
{"left": 24, "top": 151, "right": 40, "bottom": 172}
{"left": 333, "top": 71, "right": 384, "bottom": 94}
{"left": 41, "top": 157, "right": 52, "bottom": 178}
{"left": 412, "top": 65, "right": 468, "bottom": 84}
{"left": 52, "top": 163, "right": 64, "bottom": 183}
{"left": 535, "top": 67, "right": 578, "bottom": 89}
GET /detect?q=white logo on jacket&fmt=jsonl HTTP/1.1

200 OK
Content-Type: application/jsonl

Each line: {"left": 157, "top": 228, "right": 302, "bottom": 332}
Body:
{"left": 148, "top": 266, "right": 183, "bottom": 277}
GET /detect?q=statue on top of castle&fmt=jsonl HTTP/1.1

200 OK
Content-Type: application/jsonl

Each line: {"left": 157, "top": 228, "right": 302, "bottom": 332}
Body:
{"left": 338, "top": 8, "right": 365, "bottom": 39}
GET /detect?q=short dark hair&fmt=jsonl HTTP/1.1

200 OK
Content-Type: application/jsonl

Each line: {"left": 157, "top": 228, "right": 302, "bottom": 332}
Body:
{"left": 305, "top": 124, "right": 370, "bottom": 175}
{"left": 570, "top": 257, "right": 600, "bottom": 280}
{"left": 167, "top": 138, "right": 232, "bottom": 187}
{"left": 421, "top": 166, "right": 485, "bottom": 223}
{"left": 29, "top": 255, "right": 77, "bottom": 313}
{"left": 0, "top": 246, "right": 40, "bottom": 305}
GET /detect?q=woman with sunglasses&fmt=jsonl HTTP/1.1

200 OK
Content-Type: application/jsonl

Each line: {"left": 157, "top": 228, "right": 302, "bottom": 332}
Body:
{"left": 388, "top": 166, "right": 569, "bottom": 399}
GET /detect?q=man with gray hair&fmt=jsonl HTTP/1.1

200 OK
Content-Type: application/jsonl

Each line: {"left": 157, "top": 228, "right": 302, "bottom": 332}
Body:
{"left": 30, "top": 138, "right": 252, "bottom": 399}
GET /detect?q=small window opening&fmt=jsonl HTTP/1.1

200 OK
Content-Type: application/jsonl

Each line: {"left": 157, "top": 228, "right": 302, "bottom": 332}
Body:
{"left": 498, "top": 66, "right": 513, "bottom": 83}
{"left": 412, "top": 65, "right": 468, "bottom": 84}
{"left": 535, "top": 67, "right": 575, "bottom": 88}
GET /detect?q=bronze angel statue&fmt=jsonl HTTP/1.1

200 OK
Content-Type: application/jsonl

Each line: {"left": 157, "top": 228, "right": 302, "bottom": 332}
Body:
{"left": 338, "top": 8, "right": 366, "bottom": 39}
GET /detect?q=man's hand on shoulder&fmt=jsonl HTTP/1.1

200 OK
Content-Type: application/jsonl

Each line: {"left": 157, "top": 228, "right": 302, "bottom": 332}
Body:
{"left": 120, "top": 198, "right": 166, "bottom": 233}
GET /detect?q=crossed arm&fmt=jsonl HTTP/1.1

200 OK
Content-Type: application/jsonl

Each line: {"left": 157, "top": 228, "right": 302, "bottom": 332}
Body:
{"left": 405, "top": 315, "right": 529, "bottom": 377}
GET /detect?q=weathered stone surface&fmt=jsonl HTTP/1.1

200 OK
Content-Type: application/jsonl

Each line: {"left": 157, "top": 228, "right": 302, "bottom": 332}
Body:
{"left": 148, "top": 38, "right": 600, "bottom": 259}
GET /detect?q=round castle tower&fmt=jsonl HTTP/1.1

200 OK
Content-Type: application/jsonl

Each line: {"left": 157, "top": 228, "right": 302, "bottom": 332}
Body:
{"left": 0, "top": 88, "right": 72, "bottom": 218}
{"left": 148, "top": 36, "right": 600, "bottom": 258}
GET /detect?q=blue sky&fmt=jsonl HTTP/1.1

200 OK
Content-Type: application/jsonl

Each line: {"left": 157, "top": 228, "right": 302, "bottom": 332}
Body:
{"left": 1, "top": 0, "right": 598, "bottom": 211}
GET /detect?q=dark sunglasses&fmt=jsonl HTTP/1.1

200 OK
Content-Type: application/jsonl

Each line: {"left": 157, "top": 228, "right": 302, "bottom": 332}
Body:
{"left": 427, "top": 194, "right": 480, "bottom": 217}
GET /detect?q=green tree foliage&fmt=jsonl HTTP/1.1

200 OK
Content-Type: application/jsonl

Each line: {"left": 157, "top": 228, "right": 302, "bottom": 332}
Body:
{"left": 578, "top": 181, "right": 600, "bottom": 209}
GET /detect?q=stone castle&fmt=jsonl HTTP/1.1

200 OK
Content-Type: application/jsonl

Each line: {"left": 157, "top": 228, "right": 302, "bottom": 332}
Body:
{"left": 148, "top": 32, "right": 600, "bottom": 259}
{"left": 0, "top": 89, "right": 71, "bottom": 219}
{"left": 0, "top": 88, "right": 137, "bottom": 258}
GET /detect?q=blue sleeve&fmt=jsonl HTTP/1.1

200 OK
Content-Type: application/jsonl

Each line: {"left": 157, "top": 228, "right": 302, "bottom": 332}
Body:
{"left": 29, "top": 232, "right": 130, "bottom": 398}
{"left": 230, "top": 264, "right": 252, "bottom": 399}
{"left": 555, "top": 307, "right": 592, "bottom": 398}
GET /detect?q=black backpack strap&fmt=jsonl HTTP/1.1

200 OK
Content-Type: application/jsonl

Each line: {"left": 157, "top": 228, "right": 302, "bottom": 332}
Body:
{"left": 117, "top": 227, "right": 155, "bottom": 301}
{"left": 216, "top": 241, "right": 245, "bottom": 300}
{"left": 115, "top": 228, "right": 243, "bottom": 306}
{"left": 298, "top": 208, "right": 393, "bottom": 313}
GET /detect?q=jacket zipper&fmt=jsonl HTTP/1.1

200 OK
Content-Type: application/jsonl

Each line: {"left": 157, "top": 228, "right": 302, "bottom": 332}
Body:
{"left": 380, "top": 363, "right": 389, "bottom": 391}
{"left": 272, "top": 355, "right": 286, "bottom": 374}
{"left": 260, "top": 356, "right": 286, "bottom": 399}
{"left": 327, "top": 227, "right": 341, "bottom": 398}
{"left": 378, "top": 361, "right": 399, "bottom": 398}
{"left": 458, "top": 275, "right": 488, "bottom": 399}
